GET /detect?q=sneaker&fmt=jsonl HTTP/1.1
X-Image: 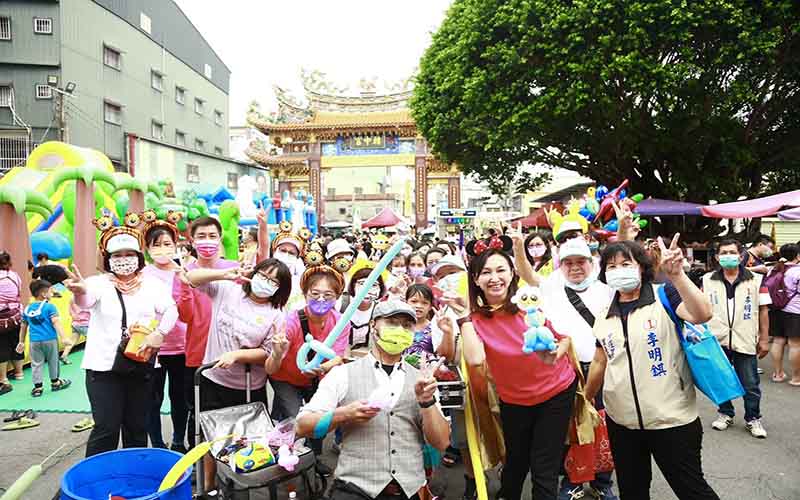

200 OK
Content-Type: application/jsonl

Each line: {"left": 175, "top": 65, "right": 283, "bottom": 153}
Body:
{"left": 588, "top": 485, "right": 619, "bottom": 499}
{"left": 746, "top": 419, "right": 767, "bottom": 439}
{"left": 0, "top": 383, "right": 12, "bottom": 396}
{"left": 51, "top": 379, "right": 72, "bottom": 391}
{"left": 757, "top": 367, "right": 764, "bottom": 374}
{"left": 315, "top": 462, "right": 333, "bottom": 477}
{"left": 558, "top": 484, "right": 586, "bottom": 500}
{"left": 711, "top": 414, "right": 734, "bottom": 431}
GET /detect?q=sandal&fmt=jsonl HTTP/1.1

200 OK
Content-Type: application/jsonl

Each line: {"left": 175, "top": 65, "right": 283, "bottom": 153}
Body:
{"left": 1, "top": 416, "right": 40, "bottom": 431}
{"left": 442, "top": 451, "right": 461, "bottom": 467}
{"left": 771, "top": 373, "right": 787, "bottom": 383}
{"left": 11, "top": 373, "right": 24, "bottom": 381}
{"left": 31, "top": 387, "right": 44, "bottom": 397}
{"left": 60, "top": 356, "right": 72, "bottom": 365}
{"left": 71, "top": 417, "right": 94, "bottom": 433}
{"left": 51, "top": 379, "right": 72, "bottom": 391}
{"left": 0, "top": 383, "right": 12, "bottom": 396}
{"left": 789, "top": 380, "right": 800, "bottom": 387}
{"left": 3, "top": 409, "right": 34, "bottom": 423}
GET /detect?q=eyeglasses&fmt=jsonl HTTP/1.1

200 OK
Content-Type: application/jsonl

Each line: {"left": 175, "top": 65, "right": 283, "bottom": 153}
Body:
{"left": 308, "top": 291, "right": 336, "bottom": 301}
{"left": 256, "top": 273, "right": 279, "bottom": 287}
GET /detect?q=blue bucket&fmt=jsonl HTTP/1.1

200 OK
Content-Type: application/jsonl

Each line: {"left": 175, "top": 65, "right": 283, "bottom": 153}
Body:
{"left": 61, "top": 448, "right": 192, "bottom": 500}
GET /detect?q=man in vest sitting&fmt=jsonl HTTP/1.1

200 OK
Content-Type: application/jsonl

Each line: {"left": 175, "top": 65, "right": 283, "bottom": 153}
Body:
{"left": 296, "top": 299, "right": 451, "bottom": 500}
{"left": 703, "top": 239, "right": 770, "bottom": 438}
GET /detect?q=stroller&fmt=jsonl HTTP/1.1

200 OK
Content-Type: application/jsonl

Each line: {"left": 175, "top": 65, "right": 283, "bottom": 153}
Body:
{"left": 194, "top": 363, "right": 326, "bottom": 499}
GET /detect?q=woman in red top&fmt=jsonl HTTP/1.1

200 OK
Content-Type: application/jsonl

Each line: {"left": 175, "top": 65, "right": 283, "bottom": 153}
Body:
{"left": 460, "top": 247, "right": 576, "bottom": 500}
{"left": 269, "top": 263, "right": 349, "bottom": 469}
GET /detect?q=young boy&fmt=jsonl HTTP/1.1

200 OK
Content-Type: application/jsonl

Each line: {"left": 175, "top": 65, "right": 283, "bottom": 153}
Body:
{"left": 16, "top": 280, "right": 71, "bottom": 397}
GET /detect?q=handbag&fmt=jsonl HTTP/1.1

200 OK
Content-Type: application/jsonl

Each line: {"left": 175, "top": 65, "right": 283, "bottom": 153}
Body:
{"left": 657, "top": 285, "right": 745, "bottom": 406}
{"left": 564, "top": 409, "right": 614, "bottom": 484}
{"left": 110, "top": 288, "right": 156, "bottom": 376}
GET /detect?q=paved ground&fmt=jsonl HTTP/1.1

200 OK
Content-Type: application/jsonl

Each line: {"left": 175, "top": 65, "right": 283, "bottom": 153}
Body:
{"left": 1, "top": 356, "right": 798, "bottom": 499}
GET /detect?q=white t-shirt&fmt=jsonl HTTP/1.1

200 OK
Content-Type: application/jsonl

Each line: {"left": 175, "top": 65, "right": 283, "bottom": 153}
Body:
{"left": 541, "top": 276, "right": 614, "bottom": 362}
{"left": 79, "top": 273, "right": 177, "bottom": 372}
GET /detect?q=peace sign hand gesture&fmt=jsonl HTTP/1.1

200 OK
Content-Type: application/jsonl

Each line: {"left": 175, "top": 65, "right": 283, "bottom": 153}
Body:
{"left": 64, "top": 265, "right": 86, "bottom": 296}
{"left": 613, "top": 199, "right": 637, "bottom": 241}
{"left": 507, "top": 221, "right": 525, "bottom": 247}
{"left": 222, "top": 266, "right": 251, "bottom": 283}
{"left": 658, "top": 233, "right": 684, "bottom": 278}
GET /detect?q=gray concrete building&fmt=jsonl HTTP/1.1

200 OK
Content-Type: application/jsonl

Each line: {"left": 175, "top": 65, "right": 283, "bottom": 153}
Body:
{"left": 0, "top": 0, "right": 264, "bottom": 193}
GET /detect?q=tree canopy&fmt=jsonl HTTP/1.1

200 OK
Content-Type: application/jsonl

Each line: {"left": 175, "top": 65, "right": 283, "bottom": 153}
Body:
{"left": 412, "top": 0, "right": 800, "bottom": 206}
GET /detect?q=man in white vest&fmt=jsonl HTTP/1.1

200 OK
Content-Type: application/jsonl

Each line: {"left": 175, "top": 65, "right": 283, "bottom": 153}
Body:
{"left": 296, "top": 299, "right": 451, "bottom": 500}
{"left": 703, "top": 239, "right": 770, "bottom": 438}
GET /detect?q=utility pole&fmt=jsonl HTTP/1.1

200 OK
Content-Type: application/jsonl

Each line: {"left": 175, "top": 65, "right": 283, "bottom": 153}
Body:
{"left": 57, "top": 91, "right": 68, "bottom": 143}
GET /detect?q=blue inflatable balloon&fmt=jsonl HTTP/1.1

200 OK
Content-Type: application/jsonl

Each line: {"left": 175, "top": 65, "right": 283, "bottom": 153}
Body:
{"left": 31, "top": 231, "right": 72, "bottom": 262}
{"left": 596, "top": 185, "right": 609, "bottom": 200}
{"left": 579, "top": 208, "right": 594, "bottom": 222}
{"left": 619, "top": 188, "right": 627, "bottom": 200}
{"left": 603, "top": 220, "right": 619, "bottom": 232}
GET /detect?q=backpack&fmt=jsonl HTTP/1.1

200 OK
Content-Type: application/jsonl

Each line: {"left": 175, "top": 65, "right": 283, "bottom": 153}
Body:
{"left": 764, "top": 265, "right": 797, "bottom": 310}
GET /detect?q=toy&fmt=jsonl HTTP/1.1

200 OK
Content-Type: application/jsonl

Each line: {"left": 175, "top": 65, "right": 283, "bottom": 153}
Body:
{"left": 511, "top": 285, "right": 556, "bottom": 353}
{"left": 277, "top": 445, "right": 300, "bottom": 472}
{"left": 233, "top": 443, "right": 274, "bottom": 473}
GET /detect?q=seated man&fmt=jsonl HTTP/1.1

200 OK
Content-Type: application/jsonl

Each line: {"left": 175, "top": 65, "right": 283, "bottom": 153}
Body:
{"left": 296, "top": 299, "right": 451, "bottom": 500}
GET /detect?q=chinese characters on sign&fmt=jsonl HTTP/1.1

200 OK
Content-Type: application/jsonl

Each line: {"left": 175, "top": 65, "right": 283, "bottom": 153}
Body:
{"left": 415, "top": 158, "right": 427, "bottom": 228}
{"left": 346, "top": 135, "right": 386, "bottom": 150}
{"left": 647, "top": 329, "right": 667, "bottom": 377}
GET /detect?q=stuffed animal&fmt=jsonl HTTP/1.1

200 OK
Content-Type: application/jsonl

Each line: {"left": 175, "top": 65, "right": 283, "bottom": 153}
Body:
{"left": 511, "top": 285, "right": 556, "bottom": 353}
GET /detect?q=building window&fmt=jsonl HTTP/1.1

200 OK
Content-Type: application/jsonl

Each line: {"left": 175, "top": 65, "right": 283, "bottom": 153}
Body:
{"left": 0, "top": 17, "right": 10, "bottom": 41}
{"left": 151, "top": 71, "right": 164, "bottom": 92}
{"left": 227, "top": 173, "right": 239, "bottom": 190}
{"left": 33, "top": 18, "right": 52, "bottom": 35}
{"left": 175, "top": 130, "right": 186, "bottom": 147}
{"left": 104, "top": 101, "right": 122, "bottom": 125}
{"left": 139, "top": 12, "right": 151, "bottom": 34}
{"left": 151, "top": 120, "right": 163, "bottom": 140}
{"left": 327, "top": 188, "right": 336, "bottom": 197}
{"left": 103, "top": 45, "right": 121, "bottom": 70}
{"left": 214, "top": 110, "right": 223, "bottom": 126}
{"left": 338, "top": 208, "right": 346, "bottom": 215}
{"left": 195, "top": 139, "right": 205, "bottom": 151}
{"left": 0, "top": 86, "right": 11, "bottom": 107}
{"left": 204, "top": 64, "right": 213, "bottom": 79}
{"left": 175, "top": 86, "right": 185, "bottom": 105}
{"left": 354, "top": 187, "right": 364, "bottom": 196}
{"left": 35, "top": 85, "right": 52, "bottom": 100}
{"left": 186, "top": 164, "right": 200, "bottom": 183}
{"left": 214, "top": 147, "right": 223, "bottom": 156}
{"left": 194, "top": 98, "right": 204, "bottom": 115}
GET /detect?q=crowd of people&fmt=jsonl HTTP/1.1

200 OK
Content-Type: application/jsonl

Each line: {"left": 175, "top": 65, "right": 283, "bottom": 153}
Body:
{"left": 1, "top": 203, "right": 798, "bottom": 500}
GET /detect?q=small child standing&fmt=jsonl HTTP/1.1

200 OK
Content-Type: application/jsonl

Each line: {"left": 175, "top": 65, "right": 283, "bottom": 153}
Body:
{"left": 16, "top": 279, "right": 71, "bottom": 397}
{"left": 60, "top": 297, "right": 90, "bottom": 364}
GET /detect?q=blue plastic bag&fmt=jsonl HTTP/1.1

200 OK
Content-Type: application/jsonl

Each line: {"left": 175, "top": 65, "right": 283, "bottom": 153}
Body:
{"left": 657, "top": 286, "right": 745, "bottom": 406}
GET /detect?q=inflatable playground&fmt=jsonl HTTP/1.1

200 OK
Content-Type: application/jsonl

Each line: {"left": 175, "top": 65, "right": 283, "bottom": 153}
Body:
{"left": 0, "top": 141, "right": 318, "bottom": 364}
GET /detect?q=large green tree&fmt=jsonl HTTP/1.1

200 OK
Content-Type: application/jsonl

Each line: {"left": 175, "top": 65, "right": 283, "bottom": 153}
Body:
{"left": 412, "top": 0, "right": 800, "bottom": 209}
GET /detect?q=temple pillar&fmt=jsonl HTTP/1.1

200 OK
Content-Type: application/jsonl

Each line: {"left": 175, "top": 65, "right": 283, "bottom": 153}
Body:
{"left": 309, "top": 140, "right": 323, "bottom": 224}
{"left": 414, "top": 138, "right": 428, "bottom": 230}
{"left": 278, "top": 179, "right": 291, "bottom": 196}
{"left": 447, "top": 176, "right": 461, "bottom": 208}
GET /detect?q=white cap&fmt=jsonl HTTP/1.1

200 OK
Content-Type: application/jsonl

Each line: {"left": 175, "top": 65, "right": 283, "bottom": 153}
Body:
{"left": 430, "top": 254, "right": 467, "bottom": 276}
{"left": 106, "top": 233, "right": 141, "bottom": 254}
{"left": 554, "top": 220, "right": 584, "bottom": 241}
{"left": 559, "top": 238, "right": 592, "bottom": 260}
{"left": 326, "top": 239, "right": 354, "bottom": 259}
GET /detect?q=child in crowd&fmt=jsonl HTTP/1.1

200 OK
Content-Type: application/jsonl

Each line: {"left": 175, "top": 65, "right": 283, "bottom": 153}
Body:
{"left": 60, "top": 296, "right": 90, "bottom": 364}
{"left": 16, "top": 279, "right": 71, "bottom": 396}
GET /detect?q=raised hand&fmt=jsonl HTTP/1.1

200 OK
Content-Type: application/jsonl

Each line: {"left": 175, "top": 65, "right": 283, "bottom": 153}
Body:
{"left": 507, "top": 221, "right": 525, "bottom": 247}
{"left": 435, "top": 309, "right": 454, "bottom": 337}
{"left": 613, "top": 199, "right": 637, "bottom": 240}
{"left": 271, "top": 332, "right": 289, "bottom": 358}
{"left": 414, "top": 367, "right": 439, "bottom": 404}
{"left": 343, "top": 400, "right": 381, "bottom": 424}
{"left": 658, "top": 233, "right": 684, "bottom": 277}
{"left": 64, "top": 265, "right": 86, "bottom": 295}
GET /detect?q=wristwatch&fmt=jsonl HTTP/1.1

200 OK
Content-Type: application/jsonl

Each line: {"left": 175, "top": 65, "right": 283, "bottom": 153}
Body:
{"left": 418, "top": 398, "right": 437, "bottom": 409}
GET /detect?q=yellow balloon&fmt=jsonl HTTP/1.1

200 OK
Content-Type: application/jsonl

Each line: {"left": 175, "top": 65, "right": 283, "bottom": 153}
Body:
{"left": 587, "top": 187, "right": 596, "bottom": 199}
{"left": 461, "top": 356, "right": 489, "bottom": 500}
{"left": 158, "top": 441, "right": 213, "bottom": 492}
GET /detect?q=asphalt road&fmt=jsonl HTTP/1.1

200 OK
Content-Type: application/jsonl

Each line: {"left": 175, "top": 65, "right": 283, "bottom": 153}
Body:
{"left": 1, "top": 356, "right": 798, "bottom": 500}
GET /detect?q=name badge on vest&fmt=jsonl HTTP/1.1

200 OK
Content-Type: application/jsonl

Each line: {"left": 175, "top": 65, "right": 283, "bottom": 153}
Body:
{"left": 601, "top": 337, "right": 617, "bottom": 360}
{"left": 743, "top": 289, "right": 753, "bottom": 321}
{"left": 646, "top": 325, "right": 667, "bottom": 378}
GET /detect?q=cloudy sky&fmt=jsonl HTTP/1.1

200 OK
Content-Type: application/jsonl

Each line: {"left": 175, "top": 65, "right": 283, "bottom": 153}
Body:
{"left": 174, "top": 0, "right": 453, "bottom": 126}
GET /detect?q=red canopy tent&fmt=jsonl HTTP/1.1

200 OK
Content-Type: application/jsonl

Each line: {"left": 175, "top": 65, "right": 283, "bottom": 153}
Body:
{"left": 362, "top": 207, "right": 406, "bottom": 228}
{"left": 512, "top": 202, "right": 563, "bottom": 228}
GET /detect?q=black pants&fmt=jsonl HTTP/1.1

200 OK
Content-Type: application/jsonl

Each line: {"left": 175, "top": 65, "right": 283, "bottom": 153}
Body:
{"left": 185, "top": 366, "right": 197, "bottom": 448}
{"left": 146, "top": 354, "right": 188, "bottom": 448}
{"left": 498, "top": 379, "right": 577, "bottom": 500}
{"left": 85, "top": 369, "right": 152, "bottom": 457}
{"left": 607, "top": 417, "right": 720, "bottom": 500}
{"left": 330, "top": 480, "right": 420, "bottom": 500}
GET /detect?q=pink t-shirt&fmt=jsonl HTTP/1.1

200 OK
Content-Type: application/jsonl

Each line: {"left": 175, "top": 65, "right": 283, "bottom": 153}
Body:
{"left": 471, "top": 310, "right": 575, "bottom": 406}
{"left": 69, "top": 300, "right": 91, "bottom": 327}
{"left": 271, "top": 308, "right": 350, "bottom": 388}
{"left": 142, "top": 265, "right": 187, "bottom": 355}
{"left": 201, "top": 280, "right": 286, "bottom": 390}
{"left": 782, "top": 264, "right": 800, "bottom": 315}
{"left": 0, "top": 270, "right": 21, "bottom": 313}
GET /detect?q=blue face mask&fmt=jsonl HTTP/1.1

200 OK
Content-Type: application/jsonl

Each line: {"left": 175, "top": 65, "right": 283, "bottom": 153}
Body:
{"left": 718, "top": 254, "right": 740, "bottom": 269}
{"left": 588, "top": 243, "right": 600, "bottom": 252}
{"left": 565, "top": 275, "right": 596, "bottom": 292}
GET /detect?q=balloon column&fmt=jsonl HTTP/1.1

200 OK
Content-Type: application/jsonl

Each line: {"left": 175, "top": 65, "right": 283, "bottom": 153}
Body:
{"left": 576, "top": 179, "right": 647, "bottom": 239}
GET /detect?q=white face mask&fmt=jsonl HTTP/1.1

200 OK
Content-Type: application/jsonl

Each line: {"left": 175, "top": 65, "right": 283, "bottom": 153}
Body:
{"left": 437, "top": 272, "right": 464, "bottom": 293}
{"left": 250, "top": 275, "right": 278, "bottom": 298}
{"left": 355, "top": 284, "right": 381, "bottom": 302}
{"left": 393, "top": 266, "right": 407, "bottom": 276}
{"left": 275, "top": 251, "right": 298, "bottom": 267}
{"left": 109, "top": 255, "right": 139, "bottom": 276}
{"left": 606, "top": 266, "right": 641, "bottom": 292}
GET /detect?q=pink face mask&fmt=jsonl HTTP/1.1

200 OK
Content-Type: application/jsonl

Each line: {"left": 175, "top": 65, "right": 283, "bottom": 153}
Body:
{"left": 528, "top": 245, "right": 546, "bottom": 258}
{"left": 194, "top": 239, "right": 220, "bottom": 259}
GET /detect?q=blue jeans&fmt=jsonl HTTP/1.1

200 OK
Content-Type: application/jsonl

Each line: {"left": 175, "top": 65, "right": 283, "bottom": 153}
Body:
{"left": 718, "top": 349, "right": 761, "bottom": 422}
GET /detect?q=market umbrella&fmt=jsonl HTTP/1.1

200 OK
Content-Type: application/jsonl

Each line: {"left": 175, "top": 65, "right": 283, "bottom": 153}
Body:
{"left": 512, "top": 202, "right": 563, "bottom": 228}
{"left": 362, "top": 207, "right": 406, "bottom": 228}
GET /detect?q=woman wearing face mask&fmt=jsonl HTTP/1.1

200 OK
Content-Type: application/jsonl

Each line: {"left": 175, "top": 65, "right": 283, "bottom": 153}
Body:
{"left": 142, "top": 220, "right": 191, "bottom": 452}
{"left": 524, "top": 232, "right": 554, "bottom": 277}
{"left": 345, "top": 266, "right": 386, "bottom": 355}
{"left": 584, "top": 238, "right": 718, "bottom": 500}
{"left": 407, "top": 252, "right": 428, "bottom": 284}
{"left": 66, "top": 219, "right": 178, "bottom": 457}
{"left": 269, "top": 263, "right": 350, "bottom": 470}
{"left": 459, "top": 246, "right": 577, "bottom": 500}
{"left": 270, "top": 226, "right": 308, "bottom": 308}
